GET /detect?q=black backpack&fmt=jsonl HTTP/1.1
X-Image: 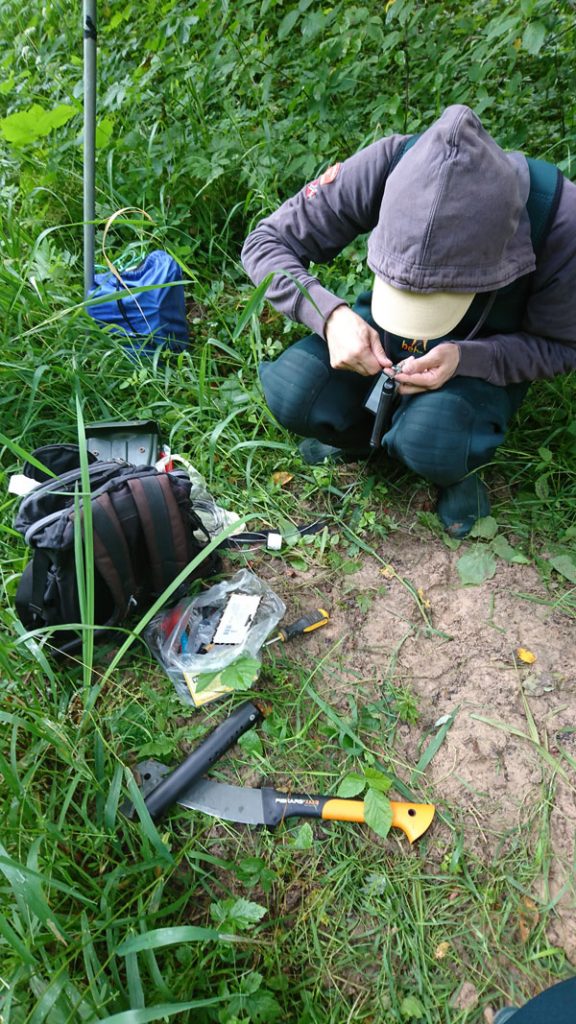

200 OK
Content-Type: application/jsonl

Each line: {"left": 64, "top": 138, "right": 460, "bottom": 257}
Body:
{"left": 13, "top": 446, "right": 221, "bottom": 656}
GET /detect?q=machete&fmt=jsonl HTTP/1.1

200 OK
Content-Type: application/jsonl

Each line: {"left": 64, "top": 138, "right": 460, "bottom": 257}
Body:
{"left": 135, "top": 759, "right": 435, "bottom": 843}
{"left": 123, "top": 701, "right": 264, "bottom": 821}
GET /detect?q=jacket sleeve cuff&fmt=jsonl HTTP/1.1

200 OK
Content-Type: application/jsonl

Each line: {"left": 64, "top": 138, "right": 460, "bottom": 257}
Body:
{"left": 456, "top": 340, "right": 492, "bottom": 378}
{"left": 294, "top": 283, "right": 349, "bottom": 338}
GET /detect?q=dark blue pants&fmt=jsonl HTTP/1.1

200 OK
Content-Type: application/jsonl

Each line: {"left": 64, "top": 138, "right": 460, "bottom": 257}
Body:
{"left": 259, "top": 295, "right": 528, "bottom": 487}
{"left": 504, "top": 977, "right": 576, "bottom": 1022}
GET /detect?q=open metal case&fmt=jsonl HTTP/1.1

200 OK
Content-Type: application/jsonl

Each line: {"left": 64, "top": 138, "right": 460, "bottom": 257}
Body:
{"left": 85, "top": 419, "right": 161, "bottom": 465}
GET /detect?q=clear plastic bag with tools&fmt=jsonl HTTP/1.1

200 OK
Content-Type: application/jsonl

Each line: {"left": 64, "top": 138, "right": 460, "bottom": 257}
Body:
{"left": 145, "top": 569, "right": 285, "bottom": 707}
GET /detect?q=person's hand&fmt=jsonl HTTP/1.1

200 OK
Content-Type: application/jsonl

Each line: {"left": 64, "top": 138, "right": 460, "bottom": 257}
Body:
{"left": 325, "top": 305, "right": 392, "bottom": 376}
{"left": 394, "top": 343, "right": 460, "bottom": 394}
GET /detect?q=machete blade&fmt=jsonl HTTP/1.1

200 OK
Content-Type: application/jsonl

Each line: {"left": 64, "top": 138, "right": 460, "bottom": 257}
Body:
{"left": 177, "top": 777, "right": 267, "bottom": 825}
{"left": 136, "top": 759, "right": 267, "bottom": 825}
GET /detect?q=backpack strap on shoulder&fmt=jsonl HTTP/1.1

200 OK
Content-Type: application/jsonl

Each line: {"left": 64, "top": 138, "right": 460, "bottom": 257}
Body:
{"left": 126, "top": 474, "right": 192, "bottom": 595}
{"left": 525, "top": 156, "right": 563, "bottom": 255}
{"left": 91, "top": 492, "right": 137, "bottom": 617}
{"left": 388, "top": 133, "right": 421, "bottom": 176}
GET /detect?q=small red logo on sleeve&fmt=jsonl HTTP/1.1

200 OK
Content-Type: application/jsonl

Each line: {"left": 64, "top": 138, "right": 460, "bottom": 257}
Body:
{"left": 319, "top": 163, "right": 341, "bottom": 185}
{"left": 304, "top": 162, "right": 341, "bottom": 199}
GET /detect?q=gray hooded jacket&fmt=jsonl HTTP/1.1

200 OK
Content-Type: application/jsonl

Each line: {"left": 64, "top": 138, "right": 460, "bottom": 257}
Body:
{"left": 241, "top": 105, "right": 576, "bottom": 386}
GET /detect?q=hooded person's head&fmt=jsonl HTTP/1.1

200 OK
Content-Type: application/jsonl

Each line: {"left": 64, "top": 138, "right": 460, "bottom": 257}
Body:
{"left": 367, "top": 105, "right": 537, "bottom": 340}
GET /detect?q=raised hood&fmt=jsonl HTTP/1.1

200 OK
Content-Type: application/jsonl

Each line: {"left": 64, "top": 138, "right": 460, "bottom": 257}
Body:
{"left": 367, "top": 104, "right": 536, "bottom": 294}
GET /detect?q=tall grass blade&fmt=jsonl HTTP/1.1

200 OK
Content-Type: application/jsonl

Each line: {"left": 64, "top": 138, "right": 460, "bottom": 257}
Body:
{"left": 411, "top": 709, "right": 458, "bottom": 782}
{"left": 0, "top": 911, "right": 36, "bottom": 965}
{"left": 0, "top": 842, "right": 68, "bottom": 943}
{"left": 99, "top": 998, "right": 225, "bottom": 1024}
{"left": 117, "top": 926, "right": 241, "bottom": 954}
{"left": 75, "top": 390, "right": 95, "bottom": 683}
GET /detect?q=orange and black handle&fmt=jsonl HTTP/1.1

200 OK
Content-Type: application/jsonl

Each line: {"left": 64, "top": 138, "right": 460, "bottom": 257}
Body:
{"left": 265, "top": 609, "right": 330, "bottom": 645}
{"left": 260, "top": 789, "right": 435, "bottom": 843}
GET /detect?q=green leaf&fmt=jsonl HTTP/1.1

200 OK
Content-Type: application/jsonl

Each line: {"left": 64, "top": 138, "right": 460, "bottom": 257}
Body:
{"left": 0, "top": 103, "right": 76, "bottom": 145}
{"left": 278, "top": 9, "right": 300, "bottom": 40}
{"left": 218, "top": 656, "right": 261, "bottom": 691}
{"left": 210, "top": 898, "right": 267, "bottom": 931}
{"left": 0, "top": 74, "right": 15, "bottom": 96}
{"left": 400, "top": 993, "right": 426, "bottom": 1019}
{"left": 337, "top": 773, "right": 366, "bottom": 798}
{"left": 341, "top": 559, "right": 363, "bottom": 575}
{"left": 235, "top": 857, "right": 277, "bottom": 893}
{"left": 485, "top": 15, "right": 520, "bottom": 41}
{"left": 468, "top": 515, "right": 498, "bottom": 540}
{"left": 364, "top": 767, "right": 392, "bottom": 794}
{"left": 537, "top": 446, "right": 553, "bottom": 463}
{"left": 238, "top": 729, "right": 264, "bottom": 756}
{"left": 104, "top": 763, "right": 124, "bottom": 830}
{"left": 363, "top": 789, "right": 392, "bottom": 839}
{"left": 467, "top": 62, "right": 485, "bottom": 83}
{"left": 223, "top": 975, "right": 283, "bottom": 1024}
{"left": 457, "top": 548, "right": 497, "bottom": 585}
{"left": 285, "top": 556, "right": 308, "bottom": 571}
{"left": 522, "top": 21, "right": 547, "bottom": 55}
{"left": 240, "top": 971, "right": 264, "bottom": 996}
{"left": 549, "top": 554, "right": 576, "bottom": 584}
{"left": 123, "top": 772, "right": 174, "bottom": 866}
{"left": 292, "top": 823, "right": 314, "bottom": 849}
{"left": 241, "top": 991, "right": 282, "bottom": 1023}
{"left": 96, "top": 115, "right": 115, "bottom": 148}
{"left": 125, "top": 949, "right": 145, "bottom": 1010}
{"left": 491, "top": 534, "right": 529, "bottom": 564}
{"left": 535, "top": 474, "right": 550, "bottom": 500}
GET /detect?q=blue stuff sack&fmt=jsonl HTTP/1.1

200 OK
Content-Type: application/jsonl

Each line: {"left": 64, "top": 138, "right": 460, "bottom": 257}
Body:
{"left": 88, "top": 249, "right": 189, "bottom": 354}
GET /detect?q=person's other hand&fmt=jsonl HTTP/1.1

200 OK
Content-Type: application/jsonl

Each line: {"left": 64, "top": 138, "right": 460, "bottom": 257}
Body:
{"left": 325, "top": 305, "right": 392, "bottom": 376}
{"left": 394, "top": 343, "right": 460, "bottom": 393}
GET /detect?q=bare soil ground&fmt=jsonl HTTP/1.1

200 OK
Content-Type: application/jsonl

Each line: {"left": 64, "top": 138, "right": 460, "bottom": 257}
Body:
{"left": 260, "top": 528, "right": 576, "bottom": 963}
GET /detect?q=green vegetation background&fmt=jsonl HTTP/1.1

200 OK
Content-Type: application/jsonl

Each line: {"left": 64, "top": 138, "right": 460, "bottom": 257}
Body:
{"left": 0, "top": 1, "right": 575, "bottom": 1022}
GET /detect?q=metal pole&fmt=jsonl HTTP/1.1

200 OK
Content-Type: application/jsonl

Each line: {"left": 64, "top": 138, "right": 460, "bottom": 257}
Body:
{"left": 83, "top": 0, "right": 97, "bottom": 297}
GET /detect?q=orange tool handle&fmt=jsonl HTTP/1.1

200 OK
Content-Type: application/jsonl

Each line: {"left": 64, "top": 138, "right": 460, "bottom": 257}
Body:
{"left": 321, "top": 798, "right": 435, "bottom": 843}
{"left": 265, "top": 608, "right": 330, "bottom": 645}
{"left": 264, "top": 790, "right": 435, "bottom": 843}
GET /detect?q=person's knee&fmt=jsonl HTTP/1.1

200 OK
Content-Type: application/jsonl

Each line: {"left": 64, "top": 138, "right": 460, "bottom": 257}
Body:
{"left": 259, "top": 335, "right": 374, "bottom": 444}
{"left": 259, "top": 339, "right": 330, "bottom": 435}
{"left": 384, "top": 392, "right": 475, "bottom": 486}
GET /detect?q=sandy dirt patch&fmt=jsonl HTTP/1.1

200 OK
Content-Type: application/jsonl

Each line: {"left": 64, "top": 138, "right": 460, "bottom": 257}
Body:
{"left": 259, "top": 529, "right": 576, "bottom": 961}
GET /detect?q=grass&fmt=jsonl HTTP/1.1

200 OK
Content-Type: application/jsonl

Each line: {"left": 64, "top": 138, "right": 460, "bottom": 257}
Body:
{"left": 0, "top": 651, "right": 570, "bottom": 1023}
{"left": 2, "top": 264, "right": 575, "bottom": 1021}
{"left": 2, "top": 0, "right": 576, "bottom": 1021}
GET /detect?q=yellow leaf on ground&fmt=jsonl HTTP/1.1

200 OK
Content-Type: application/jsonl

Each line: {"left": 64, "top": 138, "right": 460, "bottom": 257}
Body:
{"left": 272, "top": 471, "right": 294, "bottom": 487}
{"left": 379, "top": 564, "right": 395, "bottom": 579}
{"left": 518, "top": 896, "right": 539, "bottom": 943}
{"left": 434, "top": 941, "right": 450, "bottom": 960}
{"left": 516, "top": 647, "right": 537, "bottom": 664}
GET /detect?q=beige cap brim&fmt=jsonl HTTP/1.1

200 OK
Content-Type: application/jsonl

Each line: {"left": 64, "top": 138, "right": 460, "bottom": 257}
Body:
{"left": 371, "top": 275, "right": 475, "bottom": 340}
